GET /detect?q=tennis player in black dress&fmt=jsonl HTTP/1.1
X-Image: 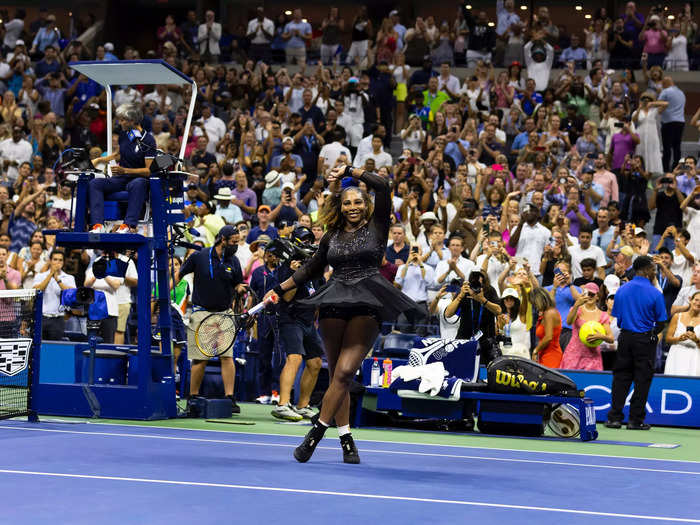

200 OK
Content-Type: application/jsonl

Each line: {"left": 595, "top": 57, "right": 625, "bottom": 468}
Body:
{"left": 268, "top": 164, "right": 419, "bottom": 463}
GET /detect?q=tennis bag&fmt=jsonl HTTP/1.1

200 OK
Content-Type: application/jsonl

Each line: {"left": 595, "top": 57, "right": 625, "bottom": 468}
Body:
{"left": 486, "top": 356, "right": 581, "bottom": 397}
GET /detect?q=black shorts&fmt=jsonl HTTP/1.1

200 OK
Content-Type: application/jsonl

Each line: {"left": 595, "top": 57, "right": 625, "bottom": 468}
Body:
{"left": 318, "top": 305, "right": 381, "bottom": 324}
{"left": 171, "top": 308, "right": 187, "bottom": 345}
{"left": 279, "top": 321, "right": 324, "bottom": 360}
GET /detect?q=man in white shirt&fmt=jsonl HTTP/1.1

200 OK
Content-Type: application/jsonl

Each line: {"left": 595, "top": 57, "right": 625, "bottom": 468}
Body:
{"left": 478, "top": 114, "right": 508, "bottom": 143}
{"left": 334, "top": 99, "right": 363, "bottom": 148}
{"left": 355, "top": 135, "right": 393, "bottom": 170}
{"left": 246, "top": 7, "right": 275, "bottom": 63}
{"left": 33, "top": 250, "right": 76, "bottom": 341}
{"left": 509, "top": 204, "right": 550, "bottom": 276}
{"left": 523, "top": 38, "right": 554, "bottom": 91}
{"left": 198, "top": 10, "right": 222, "bottom": 63}
{"left": 318, "top": 128, "right": 352, "bottom": 175}
{"left": 199, "top": 104, "right": 226, "bottom": 155}
{"left": 395, "top": 246, "right": 434, "bottom": 335}
{"left": 114, "top": 254, "right": 138, "bottom": 345}
{"left": 143, "top": 85, "right": 172, "bottom": 111}
{"left": 421, "top": 223, "right": 451, "bottom": 269}
{"left": 569, "top": 224, "right": 607, "bottom": 280}
{"left": 353, "top": 125, "right": 386, "bottom": 167}
{"left": 84, "top": 259, "right": 123, "bottom": 344}
{"left": 437, "top": 62, "right": 461, "bottom": 99}
{"left": 433, "top": 235, "right": 477, "bottom": 289}
{"left": 0, "top": 127, "right": 33, "bottom": 182}
{"left": 113, "top": 86, "right": 143, "bottom": 107}
{"left": 2, "top": 9, "right": 25, "bottom": 50}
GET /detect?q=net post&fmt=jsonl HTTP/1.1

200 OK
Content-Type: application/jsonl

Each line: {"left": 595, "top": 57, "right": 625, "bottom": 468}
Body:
{"left": 27, "top": 290, "right": 43, "bottom": 423}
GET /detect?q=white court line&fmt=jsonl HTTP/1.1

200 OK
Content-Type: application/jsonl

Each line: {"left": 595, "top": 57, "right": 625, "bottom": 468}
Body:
{"left": 0, "top": 468, "right": 698, "bottom": 523}
{"left": 82, "top": 420, "right": 700, "bottom": 465}
{"left": 2, "top": 425, "right": 699, "bottom": 476}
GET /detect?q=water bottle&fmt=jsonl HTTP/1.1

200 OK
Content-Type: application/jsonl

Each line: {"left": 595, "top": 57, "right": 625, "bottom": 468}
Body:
{"left": 382, "top": 358, "right": 393, "bottom": 388}
{"left": 370, "top": 358, "right": 381, "bottom": 387}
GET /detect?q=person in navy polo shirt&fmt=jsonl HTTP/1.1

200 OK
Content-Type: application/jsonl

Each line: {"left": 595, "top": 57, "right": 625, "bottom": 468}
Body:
{"left": 606, "top": 255, "right": 667, "bottom": 430}
{"left": 89, "top": 103, "right": 155, "bottom": 233}
{"left": 178, "top": 225, "right": 246, "bottom": 413}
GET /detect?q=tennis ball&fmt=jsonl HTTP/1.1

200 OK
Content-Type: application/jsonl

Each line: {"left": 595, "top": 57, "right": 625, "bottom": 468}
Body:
{"left": 579, "top": 321, "right": 606, "bottom": 348}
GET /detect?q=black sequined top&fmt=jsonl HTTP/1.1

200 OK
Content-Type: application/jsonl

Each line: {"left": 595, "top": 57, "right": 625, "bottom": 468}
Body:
{"left": 292, "top": 171, "right": 391, "bottom": 285}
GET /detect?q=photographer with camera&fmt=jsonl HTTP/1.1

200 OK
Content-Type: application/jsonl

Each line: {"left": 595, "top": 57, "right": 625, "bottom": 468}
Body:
{"left": 394, "top": 243, "right": 434, "bottom": 335}
{"left": 429, "top": 280, "right": 461, "bottom": 340}
{"left": 271, "top": 227, "right": 324, "bottom": 421}
{"left": 444, "top": 270, "right": 501, "bottom": 364}
{"left": 33, "top": 249, "right": 76, "bottom": 341}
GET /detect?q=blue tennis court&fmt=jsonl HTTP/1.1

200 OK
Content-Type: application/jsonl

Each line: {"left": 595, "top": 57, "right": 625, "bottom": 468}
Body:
{"left": 1, "top": 418, "right": 698, "bottom": 524}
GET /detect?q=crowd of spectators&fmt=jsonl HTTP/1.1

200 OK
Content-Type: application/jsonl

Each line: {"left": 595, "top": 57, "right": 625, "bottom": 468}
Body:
{"left": 0, "top": 2, "right": 700, "bottom": 392}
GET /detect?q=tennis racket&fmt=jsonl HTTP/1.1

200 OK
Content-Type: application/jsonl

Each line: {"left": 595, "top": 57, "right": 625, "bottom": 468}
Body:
{"left": 193, "top": 294, "right": 278, "bottom": 357}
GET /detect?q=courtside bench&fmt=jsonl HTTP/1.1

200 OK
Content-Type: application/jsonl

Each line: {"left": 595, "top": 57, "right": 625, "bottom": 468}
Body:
{"left": 355, "top": 358, "right": 598, "bottom": 441}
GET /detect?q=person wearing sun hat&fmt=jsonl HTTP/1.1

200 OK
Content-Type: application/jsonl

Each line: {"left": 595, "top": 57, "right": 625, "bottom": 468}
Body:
{"left": 213, "top": 186, "right": 243, "bottom": 225}
{"left": 497, "top": 287, "right": 531, "bottom": 359}
{"left": 262, "top": 169, "right": 283, "bottom": 207}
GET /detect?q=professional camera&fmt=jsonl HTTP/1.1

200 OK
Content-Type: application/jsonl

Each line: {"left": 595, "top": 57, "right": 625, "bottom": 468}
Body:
{"left": 57, "top": 147, "right": 92, "bottom": 175}
{"left": 495, "top": 334, "right": 513, "bottom": 347}
{"left": 468, "top": 271, "right": 484, "bottom": 295}
{"left": 61, "top": 287, "right": 109, "bottom": 321}
{"left": 266, "top": 227, "right": 317, "bottom": 264}
{"left": 446, "top": 278, "right": 463, "bottom": 294}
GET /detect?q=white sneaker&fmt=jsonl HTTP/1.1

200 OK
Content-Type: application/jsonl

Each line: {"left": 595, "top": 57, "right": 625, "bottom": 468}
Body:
{"left": 255, "top": 394, "right": 271, "bottom": 404}
{"left": 293, "top": 405, "right": 317, "bottom": 419}
{"left": 270, "top": 391, "right": 280, "bottom": 405}
{"left": 271, "top": 403, "right": 303, "bottom": 421}
{"left": 90, "top": 224, "right": 105, "bottom": 234}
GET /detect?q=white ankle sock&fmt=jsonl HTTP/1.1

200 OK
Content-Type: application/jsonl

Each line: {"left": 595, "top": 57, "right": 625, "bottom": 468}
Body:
{"left": 318, "top": 419, "right": 330, "bottom": 427}
{"left": 337, "top": 424, "right": 351, "bottom": 437}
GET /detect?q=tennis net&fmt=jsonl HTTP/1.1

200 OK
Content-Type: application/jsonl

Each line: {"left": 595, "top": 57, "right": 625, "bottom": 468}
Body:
{"left": 0, "top": 289, "right": 40, "bottom": 420}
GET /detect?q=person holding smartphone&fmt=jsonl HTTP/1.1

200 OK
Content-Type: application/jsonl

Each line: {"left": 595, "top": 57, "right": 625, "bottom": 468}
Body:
{"left": 664, "top": 290, "right": 700, "bottom": 376}
{"left": 394, "top": 244, "right": 434, "bottom": 335}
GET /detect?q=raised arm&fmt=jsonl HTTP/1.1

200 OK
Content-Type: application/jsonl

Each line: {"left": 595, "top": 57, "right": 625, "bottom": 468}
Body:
{"left": 350, "top": 167, "right": 391, "bottom": 236}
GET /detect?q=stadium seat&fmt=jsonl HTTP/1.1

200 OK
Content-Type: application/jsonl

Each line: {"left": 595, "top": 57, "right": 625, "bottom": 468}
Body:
{"left": 377, "top": 333, "right": 418, "bottom": 359}
{"left": 104, "top": 191, "right": 150, "bottom": 222}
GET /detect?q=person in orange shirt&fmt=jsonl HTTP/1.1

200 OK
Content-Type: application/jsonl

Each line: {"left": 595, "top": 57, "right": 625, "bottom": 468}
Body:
{"left": 531, "top": 287, "right": 563, "bottom": 368}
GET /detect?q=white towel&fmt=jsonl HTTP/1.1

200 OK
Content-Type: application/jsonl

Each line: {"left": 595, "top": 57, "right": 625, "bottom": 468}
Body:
{"left": 391, "top": 362, "right": 448, "bottom": 397}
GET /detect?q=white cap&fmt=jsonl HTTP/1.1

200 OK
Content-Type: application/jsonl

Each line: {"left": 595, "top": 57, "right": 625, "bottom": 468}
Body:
{"left": 634, "top": 227, "right": 646, "bottom": 236}
{"left": 104, "top": 42, "right": 114, "bottom": 51}
{"left": 419, "top": 211, "right": 438, "bottom": 223}
{"left": 501, "top": 287, "right": 520, "bottom": 300}
{"left": 603, "top": 274, "right": 620, "bottom": 295}
{"left": 281, "top": 181, "right": 295, "bottom": 192}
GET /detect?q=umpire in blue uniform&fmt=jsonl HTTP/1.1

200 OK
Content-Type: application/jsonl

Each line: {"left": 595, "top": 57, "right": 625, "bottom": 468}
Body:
{"left": 606, "top": 256, "right": 667, "bottom": 430}
{"left": 178, "top": 225, "right": 246, "bottom": 412}
{"left": 89, "top": 103, "right": 155, "bottom": 233}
